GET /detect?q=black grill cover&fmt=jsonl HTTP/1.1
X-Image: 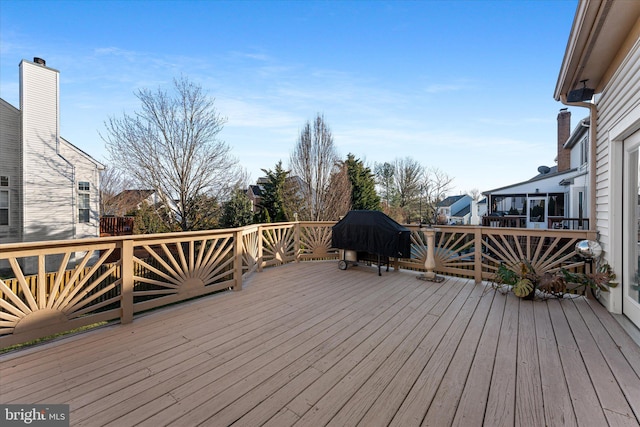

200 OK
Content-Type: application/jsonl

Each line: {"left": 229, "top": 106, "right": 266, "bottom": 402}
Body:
{"left": 332, "top": 210, "right": 411, "bottom": 258}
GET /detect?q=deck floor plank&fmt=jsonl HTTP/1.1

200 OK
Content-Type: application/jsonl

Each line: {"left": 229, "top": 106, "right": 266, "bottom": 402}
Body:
{"left": 387, "top": 284, "right": 485, "bottom": 426}
{"left": 483, "top": 293, "right": 519, "bottom": 427}
{"left": 573, "top": 298, "right": 640, "bottom": 421}
{"left": 420, "top": 288, "right": 496, "bottom": 426}
{"left": 547, "top": 299, "right": 610, "bottom": 426}
{"left": 356, "top": 278, "right": 473, "bottom": 427}
{"left": 561, "top": 299, "right": 638, "bottom": 426}
{"left": 514, "top": 298, "right": 544, "bottom": 427}
{"left": 532, "top": 301, "right": 578, "bottom": 427}
{"left": 1, "top": 261, "right": 639, "bottom": 427}
{"left": 450, "top": 290, "right": 506, "bottom": 427}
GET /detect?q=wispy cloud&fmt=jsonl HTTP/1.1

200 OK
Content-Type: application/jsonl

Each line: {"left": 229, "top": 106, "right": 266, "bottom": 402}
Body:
{"left": 424, "top": 83, "right": 465, "bottom": 93}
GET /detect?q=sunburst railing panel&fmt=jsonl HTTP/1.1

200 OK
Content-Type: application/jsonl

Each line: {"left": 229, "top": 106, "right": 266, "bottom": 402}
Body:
{"left": 400, "top": 226, "right": 478, "bottom": 277}
{"left": 242, "top": 226, "right": 260, "bottom": 277}
{"left": 479, "top": 228, "right": 593, "bottom": 280}
{"left": 261, "top": 223, "right": 296, "bottom": 267}
{"left": 131, "top": 232, "right": 236, "bottom": 312}
{"left": 0, "top": 241, "right": 121, "bottom": 346}
{"left": 299, "top": 222, "right": 339, "bottom": 260}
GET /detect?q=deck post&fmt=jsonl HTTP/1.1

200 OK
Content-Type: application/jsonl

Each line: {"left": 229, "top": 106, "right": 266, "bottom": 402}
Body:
{"left": 417, "top": 227, "right": 443, "bottom": 282}
{"left": 120, "top": 238, "right": 134, "bottom": 324}
{"left": 294, "top": 222, "right": 301, "bottom": 263}
{"left": 257, "top": 225, "right": 264, "bottom": 272}
{"left": 233, "top": 229, "right": 243, "bottom": 291}
{"left": 474, "top": 227, "right": 483, "bottom": 284}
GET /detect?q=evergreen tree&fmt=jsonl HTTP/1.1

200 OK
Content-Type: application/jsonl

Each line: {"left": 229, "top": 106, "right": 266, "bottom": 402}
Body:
{"left": 345, "top": 154, "right": 380, "bottom": 211}
{"left": 220, "top": 190, "right": 254, "bottom": 228}
{"left": 259, "top": 161, "right": 289, "bottom": 222}
{"left": 133, "top": 203, "right": 172, "bottom": 234}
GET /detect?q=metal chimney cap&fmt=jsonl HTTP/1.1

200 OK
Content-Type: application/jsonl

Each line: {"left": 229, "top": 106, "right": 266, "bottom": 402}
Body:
{"left": 33, "top": 57, "right": 46, "bottom": 66}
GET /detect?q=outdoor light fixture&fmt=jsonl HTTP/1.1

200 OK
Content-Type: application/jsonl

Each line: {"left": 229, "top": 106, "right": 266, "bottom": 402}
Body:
{"left": 567, "top": 79, "right": 595, "bottom": 102}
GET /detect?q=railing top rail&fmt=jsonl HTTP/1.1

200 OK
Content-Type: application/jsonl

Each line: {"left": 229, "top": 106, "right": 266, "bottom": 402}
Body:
{"left": 0, "top": 221, "right": 598, "bottom": 256}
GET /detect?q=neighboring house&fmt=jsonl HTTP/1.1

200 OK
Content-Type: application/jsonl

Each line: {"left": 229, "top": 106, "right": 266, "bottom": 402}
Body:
{"left": 482, "top": 109, "right": 590, "bottom": 230}
{"left": 246, "top": 184, "right": 263, "bottom": 214}
{"left": 104, "top": 189, "right": 159, "bottom": 217}
{"left": 100, "top": 189, "right": 159, "bottom": 237}
{"left": 469, "top": 198, "right": 487, "bottom": 226}
{"left": 247, "top": 175, "right": 306, "bottom": 217}
{"left": 0, "top": 58, "right": 104, "bottom": 251}
{"left": 555, "top": 0, "right": 640, "bottom": 327}
{"left": 436, "top": 195, "right": 472, "bottom": 225}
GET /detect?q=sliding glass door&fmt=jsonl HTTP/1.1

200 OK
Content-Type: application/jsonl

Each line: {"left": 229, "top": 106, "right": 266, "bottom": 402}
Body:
{"left": 623, "top": 130, "right": 640, "bottom": 327}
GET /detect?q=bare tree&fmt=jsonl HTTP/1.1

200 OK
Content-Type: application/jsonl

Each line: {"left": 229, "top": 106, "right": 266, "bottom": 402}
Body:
{"left": 467, "top": 188, "right": 482, "bottom": 201}
{"left": 99, "top": 165, "right": 133, "bottom": 216}
{"left": 394, "top": 157, "right": 424, "bottom": 223}
{"left": 102, "top": 76, "right": 240, "bottom": 231}
{"left": 323, "top": 161, "right": 352, "bottom": 220}
{"left": 374, "top": 161, "right": 395, "bottom": 209}
{"left": 290, "top": 114, "right": 345, "bottom": 220}
{"left": 422, "top": 166, "right": 454, "bottom": 224}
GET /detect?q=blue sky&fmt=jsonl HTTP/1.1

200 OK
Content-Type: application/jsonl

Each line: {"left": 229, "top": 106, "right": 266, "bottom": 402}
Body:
{"left": 1, "top": 0, "right": 582, "bottom": 194}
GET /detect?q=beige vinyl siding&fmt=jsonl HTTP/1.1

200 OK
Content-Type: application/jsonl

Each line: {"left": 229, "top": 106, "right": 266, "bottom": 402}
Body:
{"left": 20, "top": 60, "right": 75, "bottom": 243}
{"left": 595, "top": 40, "right": 640, "bottom": 242}
{"left": 59, "top": 139, "right": 102, "bottom": 239}
{"left": 592, "top": 38, "right": 640, "bottom": 310}
{"left": 0, "top": 99, "right": 22, "bottom": 244}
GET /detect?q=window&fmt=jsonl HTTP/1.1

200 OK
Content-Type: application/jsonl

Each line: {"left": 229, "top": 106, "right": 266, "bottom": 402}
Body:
{"left": 78, "top": 181, "right": 90, "bottom": 223}
{"left": 548, "top": 193, "right": 565, "bottom": 217}
{"left": 0, "top": 190, "right": 8, "bottom": 226}
{"left": 1, "top": 176, "right": 9, "bottom": 226}
{"left": 580, "top": 135, "right": 589, "bottom": 166}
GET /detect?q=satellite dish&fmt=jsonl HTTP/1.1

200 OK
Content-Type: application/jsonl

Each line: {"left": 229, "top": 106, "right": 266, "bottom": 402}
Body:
{"left": 538, "top": 165, "right": 551, "bottom": 174}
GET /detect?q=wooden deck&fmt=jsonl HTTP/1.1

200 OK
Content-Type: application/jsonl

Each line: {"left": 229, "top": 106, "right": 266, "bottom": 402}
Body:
{"left": 1, "top": 261, "right": 639, "bottom": 426}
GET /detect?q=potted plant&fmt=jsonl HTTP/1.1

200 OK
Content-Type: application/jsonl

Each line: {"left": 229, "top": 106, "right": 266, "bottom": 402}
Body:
{"left": 492, "top": 259, "right": 617, "bottom": 300}
{"left": 493, "top": 260, "right": 537, "bottom": 299}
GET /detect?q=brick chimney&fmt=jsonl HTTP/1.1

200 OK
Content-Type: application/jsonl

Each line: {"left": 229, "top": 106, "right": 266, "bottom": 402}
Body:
{"left": 557, "top": 108, "right": 571, "bottom": 172}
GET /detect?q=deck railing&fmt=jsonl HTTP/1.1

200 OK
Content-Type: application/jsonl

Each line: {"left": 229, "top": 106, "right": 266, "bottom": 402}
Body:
{"left": 100, "top": 216, "right": 135, "bottom": 237}
{"left": 481, "top": 215, "right": 590, "bottom": 230}
{"left": 0, "top": 222, "right": 596, "bottom": 347}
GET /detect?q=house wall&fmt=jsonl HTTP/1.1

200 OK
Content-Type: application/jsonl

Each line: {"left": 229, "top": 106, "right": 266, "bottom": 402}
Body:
{"left": 20, "top": 60, "right": 77, "bottom": 243}
{"left": 59, "top": 139, "right": 102, "bottom": 239}
{"left": 450, "top": 196, "right": 471, "bottom": 215}
{"left": 593, "top": 37, "right": 640, "bottom": 313}
{"left": 0, "top": 99, "right": 22, "bottom": 244}
{"left": 569, "top": 132, "right": 589, "bottom": 169}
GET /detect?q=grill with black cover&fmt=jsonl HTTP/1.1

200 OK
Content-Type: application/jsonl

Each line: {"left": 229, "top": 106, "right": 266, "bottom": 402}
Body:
{"left": 332, "top": 210, "right": 411, "bottom": 275}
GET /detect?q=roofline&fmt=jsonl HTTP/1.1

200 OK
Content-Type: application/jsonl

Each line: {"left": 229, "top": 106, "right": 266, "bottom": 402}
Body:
{"left": 60, "top": 137, "right": 105, "bottom": 170}
{"left": 0, "top": 97, "right": 20, "bottom": 113}
{"left": 554, "top": 0, "right": 591, "bottom": 101}
{"left": 483, "top": 167, "right": 578, "bottom": 195}
{"left": 554, "top": 0, "right": 640, "bottom": 101}
{"left": 563, "top": 117, "right": 589, "bottom": 149}
{"left": 19, "top": 58, "right": 60, "bottom": 74}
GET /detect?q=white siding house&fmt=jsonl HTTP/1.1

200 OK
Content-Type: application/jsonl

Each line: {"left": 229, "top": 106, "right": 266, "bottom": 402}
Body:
{"left": 0, "top": 99, "right": 22, "bottom": 244}
{"left": 0, "top": 58, "right": 104, "bottom": 255}
{"left": 483, "top": 110, "right": 590, "bottom": 230}
{"left": 436, "top": 195, "right": 472, "bottom": 225}
{"left": 555, "top": 0, "right": 640, "bottom": 328}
